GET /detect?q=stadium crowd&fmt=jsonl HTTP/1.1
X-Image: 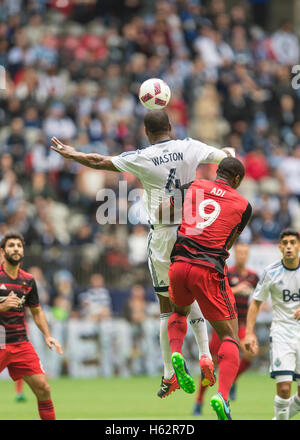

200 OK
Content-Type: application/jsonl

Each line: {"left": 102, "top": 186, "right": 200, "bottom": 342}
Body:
{"left": 0, "top": 0, "right": 299, "bottom": 320}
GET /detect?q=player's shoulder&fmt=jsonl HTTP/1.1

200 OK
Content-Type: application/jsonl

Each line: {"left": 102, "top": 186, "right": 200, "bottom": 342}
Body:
{"left": 18, "top": 267, "right": 35, "bottom": 282}
{"left": 262, "top": 260, "right": 283, "bottom": 277}
{"left": 118, "top": 149, "right": 143, "bottom": 158}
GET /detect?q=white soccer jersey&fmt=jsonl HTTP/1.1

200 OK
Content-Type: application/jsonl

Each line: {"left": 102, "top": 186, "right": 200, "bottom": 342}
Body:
{"left": 111, "top": 138, "right": 226, "bottom": 225}
{"left": 253, "top": 260, "right": 300, "bottom": 342}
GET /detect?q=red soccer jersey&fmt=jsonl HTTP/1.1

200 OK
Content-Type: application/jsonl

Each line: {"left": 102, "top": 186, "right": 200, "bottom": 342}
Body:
{"left": 0, "top": 265, "right": 40, "bottom": 344}
{"left": 227, "top": 266, "right": 259, "bottom": 325}
{"left": 170, "top": 179, "right": 252, "bottom": 274}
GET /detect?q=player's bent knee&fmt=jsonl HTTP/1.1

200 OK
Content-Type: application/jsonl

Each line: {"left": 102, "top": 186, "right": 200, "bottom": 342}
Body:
{"left": 277, "top": 381, "right": 292, "bottom": 399}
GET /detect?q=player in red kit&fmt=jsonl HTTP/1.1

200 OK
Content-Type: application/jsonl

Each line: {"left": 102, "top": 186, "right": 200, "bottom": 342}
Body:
{"left": 0, "top": 232, "right": 62, "bottom": 420}
{"left": 158, "top": 157, "right": 252, "bottom": 420}
{"left": 193, "top": 242, "right": 259, "bottom": 416}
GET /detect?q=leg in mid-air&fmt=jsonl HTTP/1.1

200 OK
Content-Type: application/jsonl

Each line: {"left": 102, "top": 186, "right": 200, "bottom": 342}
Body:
{"left": 168, "top": 262, "right": 239, "bottom": 420}
{"left": 166, "top": 263, "right": 216, "bottom": 395}
{"left": 167, "top": 303, "right": 196, "bottom": 394}
{"left": 193, "top": 330, "right": 220, "bottom": 416}
{"left": 209, "top": 318, "right": 240, "bottom": 420}
{"left": 188, "top": 300, "right": 215, "bottom": 385}
{"left": 23, "top": 374, "right": 56, "bottom": 420}
{"left": 150, "top": 227, "right": 214, "bottom": 399}
{"left": 156, "top": 293, "right": 180, "bottom": 398}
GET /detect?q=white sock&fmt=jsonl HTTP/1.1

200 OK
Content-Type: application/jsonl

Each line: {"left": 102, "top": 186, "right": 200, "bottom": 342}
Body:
{"left": 274, "top": 394, "right": 290, "bottom": 420}
{"left": 288, "top": 393, "right": 300, "bottom": 419}
{"left": 160, "top": 313, "right": 174, "bottom": 380}
{"left": 188, "top": 301, "right": 211, "bottom": 360}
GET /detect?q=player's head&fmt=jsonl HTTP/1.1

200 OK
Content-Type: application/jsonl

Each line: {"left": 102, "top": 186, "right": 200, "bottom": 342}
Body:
{"left": 279, "top": 229, "right": 300, "bottom": 262}
{"left": 234, "top": 241, "right": 249, "bottom": 267}
{"left": 0, "top": 231, "right": 25, "bottom": 266}
{"left": 144, "top": 110, "right": 171, "bottom": 141}
{"left": 216, "top": 157, "right": 245, "bottom": 189}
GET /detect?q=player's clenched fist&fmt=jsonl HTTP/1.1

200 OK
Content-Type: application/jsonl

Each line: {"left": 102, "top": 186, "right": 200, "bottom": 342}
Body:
{"left": 0, "top": 292, "right": 20, "bottom": 311}
{"left": 244, "top": 333, "right": 258, "bottom": 355}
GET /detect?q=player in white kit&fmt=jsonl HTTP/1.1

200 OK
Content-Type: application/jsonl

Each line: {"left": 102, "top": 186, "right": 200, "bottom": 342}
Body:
{"left": 51, "top": 110, "right": 234, "bottom": 397}
{"left": 245, "top": 229, "right": 300, "bottom": 420}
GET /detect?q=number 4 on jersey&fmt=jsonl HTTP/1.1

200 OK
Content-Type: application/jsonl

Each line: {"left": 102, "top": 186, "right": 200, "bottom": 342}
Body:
{"left": 165, "top": 168, "right": 181, "bottom": 194}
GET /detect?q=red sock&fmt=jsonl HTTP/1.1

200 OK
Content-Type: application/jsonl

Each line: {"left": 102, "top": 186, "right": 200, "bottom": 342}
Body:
{"left": 196, "top": 380, "right": 208, "bottom": 403}
{"left": 217, "top": 338, "right": 239, "bottom": 401}
{"left": 15, "top": 379, "right": 23, "bottom": 394}
{"left": 235, "top": 357, "right": 251, "bottom": 381}
{"left": 38, "top": 399, "right": 56, "bottom": 420}
{"left": 167, "top": 313, "right": 188, "bottom": 354}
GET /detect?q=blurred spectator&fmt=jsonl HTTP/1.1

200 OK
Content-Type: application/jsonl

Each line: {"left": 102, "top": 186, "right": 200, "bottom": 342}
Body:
{"left": 28, "top": 266, "right": 51, "bottom": 311}
{"left": 52, "top": 270, "right": 75, "bottom": 321}
{"left": 271, "top": 22, "right": 300, "bottom": 66}
{"left": 128, "top": 225, "right": 148, "bottom": 266}
{"left": 77, "top": 273, "right": 111, "bottom": 322}
{"left": 123, "top": 284, "right": 147, "bottom": 325}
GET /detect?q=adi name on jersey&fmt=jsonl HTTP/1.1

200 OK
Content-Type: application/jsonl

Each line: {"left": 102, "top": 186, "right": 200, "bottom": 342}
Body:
{"left": 152, "top": 152, "right": 183, "bottom": 166}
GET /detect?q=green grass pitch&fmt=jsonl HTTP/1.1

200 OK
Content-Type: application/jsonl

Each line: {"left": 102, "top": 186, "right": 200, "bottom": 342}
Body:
{"left": 1, "top": 372, "right": 299, "bottom": 420}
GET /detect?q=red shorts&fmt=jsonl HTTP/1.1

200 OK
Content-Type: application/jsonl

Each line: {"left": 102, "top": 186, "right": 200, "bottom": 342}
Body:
{"left": 168, "top": 261, "right": 237, "bottom": 321}
{"left": 209, "top": 325, "right": 246, "bottom": 356}
{"left": 0, "top": 341, "right": 45, "bottom": 381}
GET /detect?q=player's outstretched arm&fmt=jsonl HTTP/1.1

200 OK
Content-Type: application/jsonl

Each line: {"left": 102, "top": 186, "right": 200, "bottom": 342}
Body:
{"left": 30, "top": 305, "right": 63, "bottom": 355}
{"left": 244, "top": 299, "right": 262, "bottom": 354}
{"left": 221, "top": 147, "right": 235, "bottom": 158}
{"left": 51, "top": 137, "right": 119, "bottom": 171}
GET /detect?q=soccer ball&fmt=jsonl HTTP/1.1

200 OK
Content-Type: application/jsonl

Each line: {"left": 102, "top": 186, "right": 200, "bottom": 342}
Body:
{"left": 139, "top": 78, "right": 171, "bottom": 110}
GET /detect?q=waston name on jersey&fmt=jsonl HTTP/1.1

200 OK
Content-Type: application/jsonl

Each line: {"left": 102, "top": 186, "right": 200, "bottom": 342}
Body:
{"left": 152, "top": 151, "right": 183, "bottom": 166}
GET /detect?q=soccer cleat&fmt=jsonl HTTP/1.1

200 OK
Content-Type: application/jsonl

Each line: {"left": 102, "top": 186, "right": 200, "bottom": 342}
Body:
{"left": 193, "top": 402, "right": 202, "bottom": 416}
{"left": 200, "top": 355, "right": 216, "bottom": 387}
{"left": 15, "top": 393, "right": 27, "bottom": 403}
{"left": 210, "top": 392, "right": 232, "bottom": 420}
{"left": 229, "top": 382, "right": 236, "bottom": 401}
{"left": 157, "top": 374, "right": 180, "bottom": 398}
{"left": 171, "top": 352, "right": 195, "bottom": 394}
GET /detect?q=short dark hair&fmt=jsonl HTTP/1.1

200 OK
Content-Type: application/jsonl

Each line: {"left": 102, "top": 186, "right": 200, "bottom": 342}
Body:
{"left": 0, "top": 231, "right": 25, "bottom": 249}
{"left": 217, "top": 157, "right": 245, "bottom": 181}
{"left": 279, "top": 228, "right": 300, "bottom": 241}
{"left": 144, "top": 110, "right": 170, "bottom": 134}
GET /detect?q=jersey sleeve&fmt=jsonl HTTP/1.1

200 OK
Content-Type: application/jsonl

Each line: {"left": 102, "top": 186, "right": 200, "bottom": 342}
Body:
{"left": 111, "top": 150, "right": 142, "bottom": 179}
{"left": 252, "top": 269, "right": 271, "bottom": 302}
{"left": 237, "top": 202, "right": 252, "bottom": 234}
{"left": 189, "top": 139, "right": 227, "bottom": 165}
{"left": 25, "top": 279, "right": 40, "bottom": 308}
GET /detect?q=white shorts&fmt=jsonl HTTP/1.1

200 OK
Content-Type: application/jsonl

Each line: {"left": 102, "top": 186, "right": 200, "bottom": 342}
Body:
{"left": 269, "top": 336, "right": 300, "bottom": 382}
{"left": 147, "top": 226, "right": 178, "bottom": 297}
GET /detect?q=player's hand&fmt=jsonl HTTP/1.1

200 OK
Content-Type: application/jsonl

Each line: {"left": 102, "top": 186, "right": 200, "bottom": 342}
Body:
{"left": 294, "top": 308, "right": 300, "bottom": 321}
{"left": 50, "top": 137, "right": 75, "bottom": 159}
{"left": 0, "top": 292, "right": 20, "bottom": 311}
{"left": 244, "top": 333, "right": 258, "bottom": 355}
{"left": 45, "top": 336, "right": 63, "bottom": 355}
{"left": 222, "top": 147, "right": 236, "bottom": 158}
